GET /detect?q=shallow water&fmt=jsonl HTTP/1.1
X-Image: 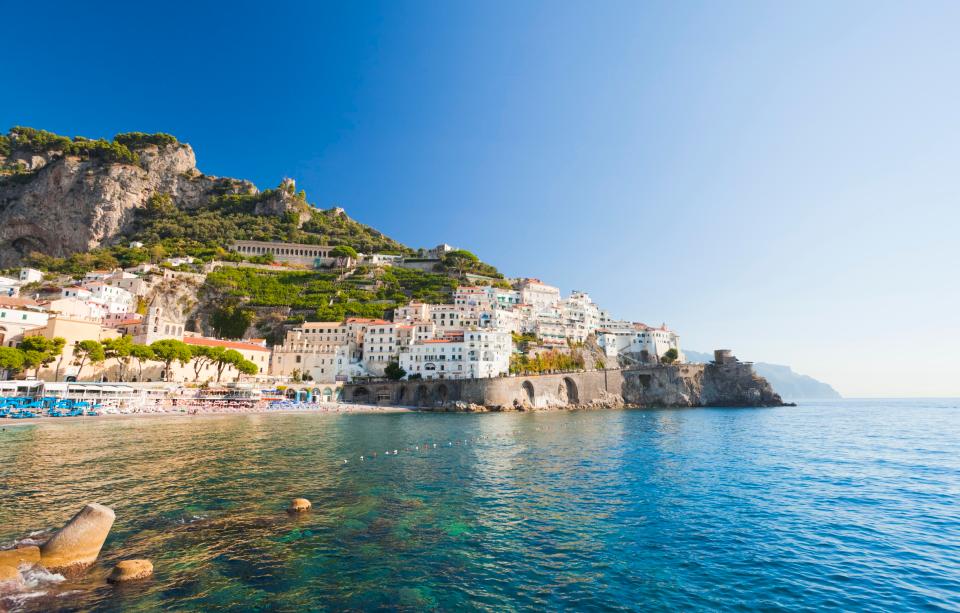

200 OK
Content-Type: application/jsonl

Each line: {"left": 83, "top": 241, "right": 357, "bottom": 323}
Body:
{"left": 1, "top": 399, "right": 959, "bottom": 611}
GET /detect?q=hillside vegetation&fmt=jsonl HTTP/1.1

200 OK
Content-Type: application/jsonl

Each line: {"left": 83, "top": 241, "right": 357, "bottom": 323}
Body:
{"left": 205, "top": 265, "right": 459, "bottom": 322}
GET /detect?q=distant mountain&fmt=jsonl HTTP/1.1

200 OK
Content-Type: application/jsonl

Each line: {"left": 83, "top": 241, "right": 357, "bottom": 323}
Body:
{"left": 684, "top": 350, "right": 841, "bottom": 400}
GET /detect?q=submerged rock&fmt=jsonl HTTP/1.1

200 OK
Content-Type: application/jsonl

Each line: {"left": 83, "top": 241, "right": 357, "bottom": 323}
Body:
{"left": 107, "top": 559, "right": 153, "bottom": 583}
{"left": 40, "top": 503, "right": 115, "bottom": 573}
{"left": 287, "top": 498, "right": 312, "bottom": 513}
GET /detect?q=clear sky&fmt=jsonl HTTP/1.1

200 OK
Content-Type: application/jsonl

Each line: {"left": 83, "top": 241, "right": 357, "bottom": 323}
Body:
{"left": 4, "top": 1, "right": 958, "bottom": 397}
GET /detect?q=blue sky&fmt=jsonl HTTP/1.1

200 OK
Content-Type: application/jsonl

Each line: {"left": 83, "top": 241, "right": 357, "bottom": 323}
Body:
{"left": 4, "top": 1, "right": 958, "bottom": 396}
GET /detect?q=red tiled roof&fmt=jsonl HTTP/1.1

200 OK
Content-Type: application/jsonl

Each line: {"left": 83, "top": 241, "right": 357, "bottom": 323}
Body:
{"left": 0, "top": 296, "right": 41, "bottom": 308}
{"left": 346, "top": 318, "right": 391, "bottom": 325}
{"left": 183, "top": 336, "right": 270, "bottom": 352}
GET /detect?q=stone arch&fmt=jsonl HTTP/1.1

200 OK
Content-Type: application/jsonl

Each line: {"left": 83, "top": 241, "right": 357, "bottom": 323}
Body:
{"left": 435, "top": 384, "right": 449, "bottom": 404}
{"left": 322, "top": 387, "right": 333, "bottom": 401}
{"left": 563, "top": 377, "right": 579, "bottom": 404}
{"left": 398, "top": 386, "right": 407, "bottom": 404}
{"left": 375, "top": 386, "right": 393, "bottom": 404}
{"left": 352, "top": 386, "right": 370, "bottom": 403}
{"left": 414, "top": 384, "right": 428, "bottom": 406}
{"left": 285, "top": 388, "right": 298, "bottom": 399}
{"left": 521, "top": 380, "right": 535, "bottom": 405}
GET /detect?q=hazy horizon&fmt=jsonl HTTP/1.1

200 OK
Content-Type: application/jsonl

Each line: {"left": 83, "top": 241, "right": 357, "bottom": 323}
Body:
{"left": 4, "top": 1, "right": 958, "bottom": 397}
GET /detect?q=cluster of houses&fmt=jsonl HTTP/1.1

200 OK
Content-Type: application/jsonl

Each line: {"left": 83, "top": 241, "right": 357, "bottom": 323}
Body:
{"left": 0, "top": 265, "right": 269, "bottom": 383}
{"left": 271, "top": 278, "right": 683, "bottom": 383}
{"left": 0, "top": 255, "right": 682, "bottom": 385}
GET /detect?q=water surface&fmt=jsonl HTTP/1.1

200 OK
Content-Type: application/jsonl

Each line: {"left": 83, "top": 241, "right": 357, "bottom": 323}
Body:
{"left": 1, "top": 400, "right": 958, "bottom": 611}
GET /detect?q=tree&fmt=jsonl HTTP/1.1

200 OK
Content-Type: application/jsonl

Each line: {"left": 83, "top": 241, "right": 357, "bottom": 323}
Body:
{"left": 661, "top": 348, "right": 679, "bottom": 365}
{"left": 384, "top": 361, "right": 406, "bottom": 381}
{"left": 211, "top": 306, "right": 254, "bottom": 339}
{"left": 0, "top": 347, "right": 25, "bottom": 379}
{"left": 18, "top": 336, "right": 65, "bottom": 378}
{"left": 330, "top": 245, "right": 358, "bottom": 259}
{"left": 189, "top": 345, "right": 224, "bottom": 382}
{"left": 73, "top": 340, "right": 105, "bottom": 381}
{"left": 150, "top": 339, "right": 192, "bottom": 381}
{"left": 442, "top": 249, "right": 479, "bottom": 276}
{"left": 102, "top": 335, "right": 134, "bottom": 381}
{"left": 330, "top": 245, "right": 358, "bottom": 275}
{"left": 129, "top": 344, "right": 155, "bottom": 381}
{"left": 149, "top": 243, "right": 168, "bottom": 264}
{"left": 214, "top": 349, "right": 244, "bottom": 382}
{"left": 234, "top": 358, "right": 259, "bottom": 381}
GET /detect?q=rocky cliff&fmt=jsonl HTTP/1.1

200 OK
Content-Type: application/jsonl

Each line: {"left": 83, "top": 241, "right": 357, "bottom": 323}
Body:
{"left": 0, "top": 128, "right": 313, "bottom": 267}
{"left": 683, "top": 349, "right": 840, "bottom": 400}
{"left": 620, "top": 361, "right": 785, "bottom": 408}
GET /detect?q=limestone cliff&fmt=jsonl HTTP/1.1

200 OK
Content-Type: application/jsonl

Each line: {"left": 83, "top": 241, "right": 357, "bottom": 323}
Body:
{"left": 620, "top": 362, "right": 784, "bottom": 408}
{"left": 0, "top": 129, "right": 310, "bottom": 267}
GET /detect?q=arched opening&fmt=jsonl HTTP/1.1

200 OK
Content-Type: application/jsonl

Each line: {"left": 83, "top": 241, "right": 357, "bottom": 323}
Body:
{"left": 521, "top": 381, "right": 535, "bottom": 405}
{"left": 563, "top": 377, "right": 579, "bottom": 404}
{"left": 435, "top": 384, "right": 448, "bottom": 404}
{"left": 322, "top": 387, "right": 333, "bottom": 401}
{"left": 352, "top": 386, "right": 369, "bottom": 403}
{"left": 398, "top": 386, "right": 407, "bottom": 403}
{"left": 285, "top": 388, "right": 298, "bottom": 399}
{"left": 414, "top": 384, "right": 428, "bottom": 406}
{"left": 376, "top": 387, "right": 392, "bottom": 404}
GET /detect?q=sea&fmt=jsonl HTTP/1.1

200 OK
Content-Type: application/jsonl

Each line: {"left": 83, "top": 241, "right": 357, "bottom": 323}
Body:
{"left": 1, "top": 399, "right": 958, "bottom": 612}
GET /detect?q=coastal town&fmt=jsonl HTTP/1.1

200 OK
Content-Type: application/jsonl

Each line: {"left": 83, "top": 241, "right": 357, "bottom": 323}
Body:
{"left": 0, "top": 238, "right": 683, "bottom": 409}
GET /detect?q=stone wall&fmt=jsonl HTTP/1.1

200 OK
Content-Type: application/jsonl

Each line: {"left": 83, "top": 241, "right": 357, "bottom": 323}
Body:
{"left": 342, "top": 360, "right": 784, "bottom": 410}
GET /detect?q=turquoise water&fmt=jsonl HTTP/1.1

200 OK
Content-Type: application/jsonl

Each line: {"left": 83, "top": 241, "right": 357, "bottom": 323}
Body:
{"left": 1, "top": 400, "right": 959, "bottom": 611}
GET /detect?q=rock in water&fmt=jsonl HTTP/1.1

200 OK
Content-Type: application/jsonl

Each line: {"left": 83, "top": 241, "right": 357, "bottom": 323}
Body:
{"left": 40, "top": 503, "right": 115, "bottom": 573}
{"left": 0, "top": 565, "right": 21, "bottom": 583}
{"left": 287, "top": 498, "right": 312, "bottom": 513}
{"left": 107, "top": 559, "right": 153, "bottom": 583}
{"left": 0, "top": 545, "right": 41, "bottom": 567}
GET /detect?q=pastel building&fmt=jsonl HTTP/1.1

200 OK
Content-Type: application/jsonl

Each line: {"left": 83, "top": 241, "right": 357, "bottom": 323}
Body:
{"left": 399, "top": 330, "right": 510, "bottom": 380}
{"left": 271, "top": 321, "right": 360, "bottom": 383}
{"left": 0, "top": 297, "right": 49, "bottom": 347}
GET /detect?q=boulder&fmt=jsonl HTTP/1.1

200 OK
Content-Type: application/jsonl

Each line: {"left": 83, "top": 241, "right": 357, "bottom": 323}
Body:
{"left": 0, "top": 565, "right": 21, "bottom": 583}
{"left": 107, "top": 559, "right": 153, "bottom": 583}
{"left": 0, "top": 545, "right": 40, "bottom": 567}
{"left": 40, "top": 503, "right": 115, "bottom": 573}
{"left": 287, "top": 498, "right": 311, "bottom": 513}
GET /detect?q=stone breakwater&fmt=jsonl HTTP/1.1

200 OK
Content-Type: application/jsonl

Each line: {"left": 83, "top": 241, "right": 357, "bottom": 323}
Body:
{"left": 341, "top": 358, "right": 786, "bottom": 411}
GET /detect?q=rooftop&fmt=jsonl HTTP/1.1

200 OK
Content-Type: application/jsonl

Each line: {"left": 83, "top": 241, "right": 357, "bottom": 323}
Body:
{"left": 184, "top": 336, "right": 271, "bottom": 352}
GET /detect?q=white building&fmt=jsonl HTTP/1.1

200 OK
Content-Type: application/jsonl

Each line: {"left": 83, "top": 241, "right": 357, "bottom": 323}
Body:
{"left": 0, "top": 297, "right": 49, "bottom": 347}
{"left": 559, "top": 291, "right": 602, "bottom": 343}
{"left": 516, "top": 278, "right": 561, "bottom": 314}
{"left": 19, "top": 268, "right": 44, "bottom": 284}
{"left": 596, "top": 323, "right": 682, "bottom": 363}
{"left": 0, "top": 276, "right": 20, "bottom": 298}
{"left": 81, "top": 282, "right": 134, "bottom": 313}
{"left": 230, "top": 240, "right": 334, "bottom": 268}
{"left": 104, "top": 271, "right": 151, "bottom": 297}
{"left": 365, "top": 253, "right": 403, "bottom": 266}
{"left": 82, "top": 270, "right": 113, "bottom": 283}
{"left": 362, "top": 321, "right": 399, "bottom": 375}
{"left": 399, "top": 330, "right": 510, "bottom": 380}
{"left": 44, "top": 297, "right": 108, "bottom": 323}
{"left": 61, "top": 286, "right": 93, "bottom": 301}
{"left": 164, "top": 256, "right": 196, "bottom": 267}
